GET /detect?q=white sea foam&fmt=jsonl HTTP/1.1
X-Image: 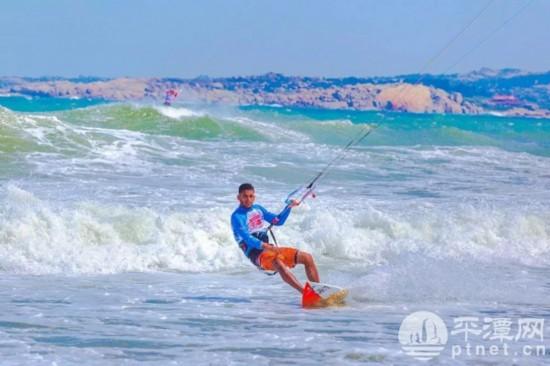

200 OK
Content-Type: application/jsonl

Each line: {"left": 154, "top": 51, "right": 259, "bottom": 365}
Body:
{"left": 0, "top": 186, "right": 245, "bottom": 274}
{"left": 155, "top": 105, "right": 204, "bottom": 119}
{"left": 1, "top": 186, "right": 548, "bottom": 275}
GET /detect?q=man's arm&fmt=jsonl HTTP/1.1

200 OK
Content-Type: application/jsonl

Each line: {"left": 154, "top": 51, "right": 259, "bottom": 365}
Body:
{"left": 258, "top": 200, "right": 299, "bottom": 226}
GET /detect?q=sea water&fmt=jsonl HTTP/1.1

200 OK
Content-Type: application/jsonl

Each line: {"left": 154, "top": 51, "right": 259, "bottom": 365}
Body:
{"left": 0, "top": 98, "right": 549, "bottom": 365}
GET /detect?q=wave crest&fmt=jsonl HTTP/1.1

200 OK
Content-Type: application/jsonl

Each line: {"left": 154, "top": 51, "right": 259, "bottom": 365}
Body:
{"left": 1, "top": 186, "right": 549, "bottom": 274}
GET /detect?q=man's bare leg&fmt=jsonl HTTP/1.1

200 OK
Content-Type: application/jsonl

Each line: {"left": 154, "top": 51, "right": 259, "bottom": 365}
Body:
{"left": 273, "top": 258, "right": 303, "bottom": 293}
{"left": 297, "top": 251, "right": 320, "bottom": 283}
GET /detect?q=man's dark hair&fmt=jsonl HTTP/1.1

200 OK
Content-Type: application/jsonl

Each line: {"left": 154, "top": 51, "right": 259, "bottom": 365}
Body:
{"left": 238, "top": 183, "right": 255, "bottom": 193}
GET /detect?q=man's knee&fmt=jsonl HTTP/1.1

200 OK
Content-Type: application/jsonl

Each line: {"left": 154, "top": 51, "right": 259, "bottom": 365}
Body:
{"left": 298, "top": 251, "right": 314, "bottom": 265}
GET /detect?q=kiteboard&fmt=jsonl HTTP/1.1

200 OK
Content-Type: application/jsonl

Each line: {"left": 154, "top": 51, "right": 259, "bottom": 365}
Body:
{"left": 302, "top": 282, "right": 349, "bottom": 308}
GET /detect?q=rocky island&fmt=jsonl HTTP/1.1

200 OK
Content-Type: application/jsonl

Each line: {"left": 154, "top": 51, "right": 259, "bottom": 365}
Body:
{"left": 1, "top": 68, "right": 549, "bottom": 118}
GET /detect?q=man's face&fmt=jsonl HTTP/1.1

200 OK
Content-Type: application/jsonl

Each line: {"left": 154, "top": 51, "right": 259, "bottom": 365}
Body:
{"left": 237, "top": 189, "right": 255, "bottom": 208}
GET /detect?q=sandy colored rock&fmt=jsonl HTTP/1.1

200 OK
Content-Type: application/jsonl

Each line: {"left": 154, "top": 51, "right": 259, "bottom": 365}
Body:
{"left": 4, "top": 72, "right": 549, "bottom": 117}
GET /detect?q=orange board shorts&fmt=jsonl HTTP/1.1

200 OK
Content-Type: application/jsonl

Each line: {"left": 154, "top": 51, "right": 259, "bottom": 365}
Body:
{"left": 257, "top": 247, "right": 299, "bottom": 271}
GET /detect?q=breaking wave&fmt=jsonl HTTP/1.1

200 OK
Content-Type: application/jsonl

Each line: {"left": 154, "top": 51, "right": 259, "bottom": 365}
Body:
{"left": 1, "top": 103, "right": 549, "bottom": 156}
{"left": 1, "top": 186, "right": 548, "bottom": 275}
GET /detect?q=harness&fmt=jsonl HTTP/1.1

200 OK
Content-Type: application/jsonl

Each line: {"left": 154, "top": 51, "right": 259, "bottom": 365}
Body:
{"left": 239, "top": 229, "right": 280, "bottom": 276}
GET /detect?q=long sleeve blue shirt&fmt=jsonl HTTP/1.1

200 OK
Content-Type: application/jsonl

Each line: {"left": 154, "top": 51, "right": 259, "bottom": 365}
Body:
{"left": 231, "top": 204, "right": 291, "bottom": 256}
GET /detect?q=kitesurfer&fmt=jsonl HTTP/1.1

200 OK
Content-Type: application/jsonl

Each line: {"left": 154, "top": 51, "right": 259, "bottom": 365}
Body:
{"left": 230, "top": 183, "right": 320, "bottom": 293}
{"left": 163, "top": 89, "right": 179, "bottom": 106}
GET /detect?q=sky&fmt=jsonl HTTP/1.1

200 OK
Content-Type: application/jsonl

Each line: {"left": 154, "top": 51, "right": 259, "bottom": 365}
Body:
{"left": 0, "top": 0, "right": 548, "bottom": 78}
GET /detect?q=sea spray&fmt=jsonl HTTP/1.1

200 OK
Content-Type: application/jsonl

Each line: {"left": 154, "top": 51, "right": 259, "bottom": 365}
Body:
{"left": 1, "top": 186, "right": 548, "bottom": 274}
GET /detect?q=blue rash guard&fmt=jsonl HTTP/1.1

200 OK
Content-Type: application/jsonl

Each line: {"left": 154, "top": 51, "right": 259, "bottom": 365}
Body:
{"left": 231, "top": 204, "right": 292, "bottom": 264}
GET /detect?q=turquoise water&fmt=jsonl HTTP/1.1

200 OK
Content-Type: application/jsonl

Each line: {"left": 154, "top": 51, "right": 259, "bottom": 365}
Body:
{"left": 244, "top": 105, "right": 550, "bottom": 156}
{"left": 0, "top": 99, "right": 549, "bottom": 365}
{"left": 0, "top": 95, "right": 106, "bottom": 112}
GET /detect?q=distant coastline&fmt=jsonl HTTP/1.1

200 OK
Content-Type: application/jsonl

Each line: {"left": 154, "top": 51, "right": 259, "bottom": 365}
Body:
{"left": 1, "top": 68, "right": 549, "bottom": 118}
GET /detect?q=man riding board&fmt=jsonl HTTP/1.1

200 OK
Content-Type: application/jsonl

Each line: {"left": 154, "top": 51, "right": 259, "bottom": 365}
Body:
{"left": 230, "top": 183, "right": 320, "bottom": 293}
